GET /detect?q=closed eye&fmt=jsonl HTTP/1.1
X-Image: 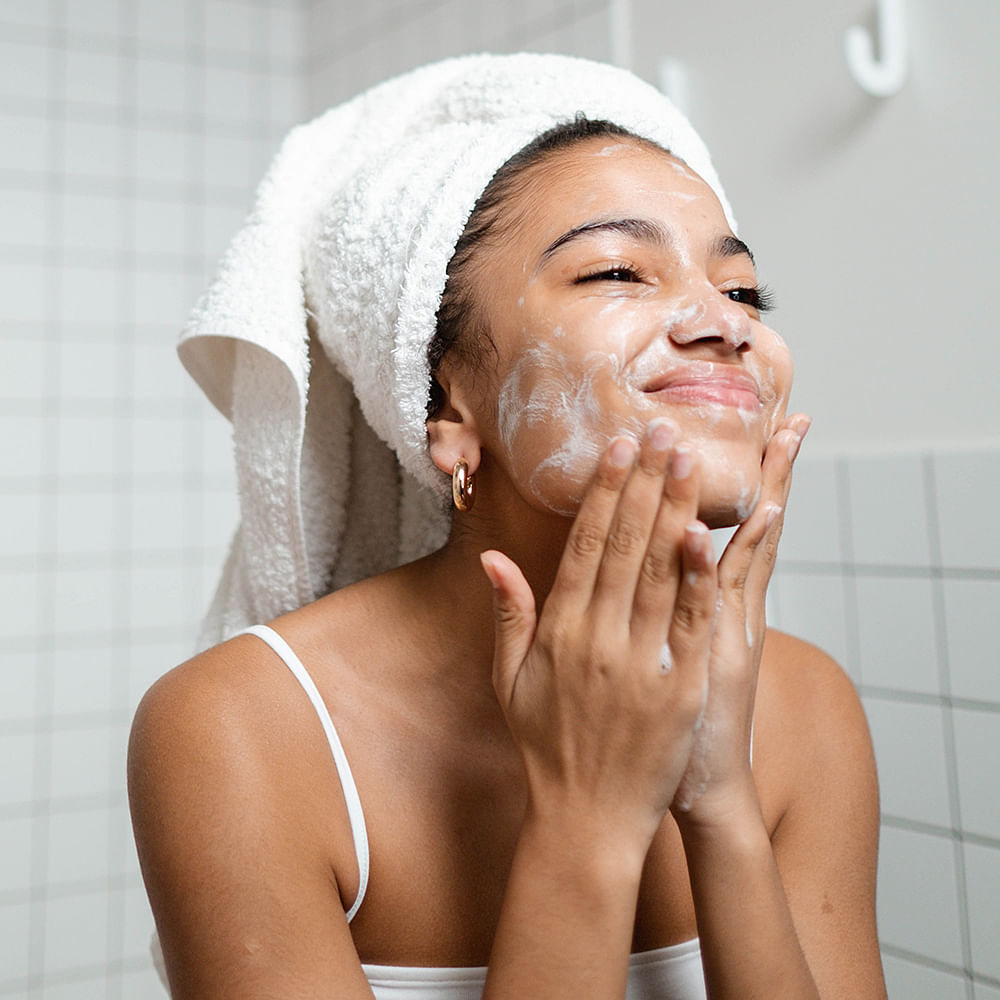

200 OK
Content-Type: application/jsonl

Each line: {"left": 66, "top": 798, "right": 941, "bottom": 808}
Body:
{"left": 576, "top": 264, "right": 644, "bottom": 284}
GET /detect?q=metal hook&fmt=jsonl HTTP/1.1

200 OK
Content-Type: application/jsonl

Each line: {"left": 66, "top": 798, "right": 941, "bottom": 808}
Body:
{"left": 845, "top": 0, "right": 907, "bottom": 97}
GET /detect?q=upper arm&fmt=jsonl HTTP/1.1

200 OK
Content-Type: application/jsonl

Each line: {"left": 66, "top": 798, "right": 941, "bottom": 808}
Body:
{"left": 756, "top": 631, "right": 886, "bottom": 998}
{"left": 127, "top": 645, "right": 374, "bottom": 1000}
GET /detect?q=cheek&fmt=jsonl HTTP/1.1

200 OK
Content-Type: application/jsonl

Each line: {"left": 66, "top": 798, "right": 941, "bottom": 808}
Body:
{"left": 758, "top": 328, "right": 795, "bottom": 439}
{"left": 495, "top": 343, "right": 641, "bottom": 515}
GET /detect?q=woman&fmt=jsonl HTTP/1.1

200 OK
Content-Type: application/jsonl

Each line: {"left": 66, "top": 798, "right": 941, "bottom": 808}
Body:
{"left": 128, "top": 54, "right": 885, "bottom": 999}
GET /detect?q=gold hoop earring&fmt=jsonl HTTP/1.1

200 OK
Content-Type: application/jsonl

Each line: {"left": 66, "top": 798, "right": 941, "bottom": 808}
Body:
{"left": 452, "top": 459, "right": 475, "bottom": 512}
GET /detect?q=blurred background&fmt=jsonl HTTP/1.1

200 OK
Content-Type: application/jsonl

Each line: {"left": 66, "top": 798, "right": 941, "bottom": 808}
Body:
{"left": 1, "top": 0, "right": 997, "bottom": 997}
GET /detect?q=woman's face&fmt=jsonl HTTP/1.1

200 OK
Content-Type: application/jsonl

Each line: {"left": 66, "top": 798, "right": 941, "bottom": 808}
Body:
{"left": 462, "top": 138, "right": 794, "bottom": 528}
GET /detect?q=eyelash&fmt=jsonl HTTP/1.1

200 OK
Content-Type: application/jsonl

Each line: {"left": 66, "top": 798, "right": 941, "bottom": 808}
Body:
{"left": 577, "top": 268, "right": 776, "bottom": 315}
{"left": 726, "top": 284, "right": 776, "bottom": 314}
{"left": 576, "top": 263, "right": 644, "bottom": 284}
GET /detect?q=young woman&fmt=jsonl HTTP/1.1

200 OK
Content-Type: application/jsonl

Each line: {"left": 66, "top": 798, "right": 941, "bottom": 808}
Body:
{"left": 129, "top": 54, "right": 885, "bottom": 999}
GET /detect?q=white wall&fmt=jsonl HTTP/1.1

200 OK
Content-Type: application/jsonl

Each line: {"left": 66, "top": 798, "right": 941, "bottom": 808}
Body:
{"left": 629, "top": 0, "right": 1000, "bottom": 457}
{"left": 3, "top": 2, "right": 998, "bottom": 998}
{"left": 0, "top": 1, "right": 304, "bottom": 995}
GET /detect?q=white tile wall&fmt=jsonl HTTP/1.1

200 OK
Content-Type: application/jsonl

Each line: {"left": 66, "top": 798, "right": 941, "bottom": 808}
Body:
{"left": 774, "top": 443, "right": 1000, "bottom": 999}
{"left": 847, "top": 453, "right": 933, "bottom": 567}
{"left": 953, "top": 708, "right": 1000, "bottom": 840}
{"left": 877, "top": 826, "right": 965, "bottom": 966}
{"left": 943, "top": 577, "right": 1000, "bottom": 704}
{"left": 881, "top": 954, "right": 968, "bottom": 1000}
{"left": 863, "top": 699, "right": 952, "bottom": 827}
{"left": 964, "top": 843, "right": 1000, "bottom": 981}
{"left": 934, "top": 449, "right": 1000, "bottom": 570}
{"left": 5, "top": 2, "right": 999, "bottom": 998}
{"left": 854, "top": 575, "right": 941, "bottom": 693}
{"left": 0, "top": 1, "right": 305, "bottom": 995}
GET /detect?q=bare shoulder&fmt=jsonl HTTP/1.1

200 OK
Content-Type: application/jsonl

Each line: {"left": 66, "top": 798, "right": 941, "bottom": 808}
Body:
{"left": 758, "top": 629, "right": 870, "bottom": 760}
{"left": 128, "top": 632, "right": 367, "bottom": 997}
{"left": 129, "top": 632, "right": 301, "bottom": 795}
{"left": 754, "top": 628, "right": 878, "bottom": 834}
{"left": 753, "top": 635, "right": 884, "bottom": 995}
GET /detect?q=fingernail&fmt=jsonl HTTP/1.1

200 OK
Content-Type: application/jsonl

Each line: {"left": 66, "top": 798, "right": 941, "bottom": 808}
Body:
{"left": 787, "top": 434, "right": 802, "bottom": 462}
{"left": 647, "top": 418, "right": 677, "bottom": 452}
{"left": 684, "top": 520, "right": 709, "bottom": 552}
{"left": 608, "top": 436, "right": 638, "bottom": 468}
{"left": 765, "top": 503, "right": 783, "bottom": 528}
{"left": 671, "top": 445, "right": 693, "bottom": 479}
{"left": 479, "top": 552, "right": 501, "bottom": 589}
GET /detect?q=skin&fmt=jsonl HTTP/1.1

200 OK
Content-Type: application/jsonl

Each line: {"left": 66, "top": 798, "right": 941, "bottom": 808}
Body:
{"left": 128, "top": 139, "right": 886, "bottom": 999}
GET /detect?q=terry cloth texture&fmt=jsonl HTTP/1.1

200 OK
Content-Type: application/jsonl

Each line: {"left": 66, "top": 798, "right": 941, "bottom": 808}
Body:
{"left": 178, "top": 52, "right": 734, "bottom": 650}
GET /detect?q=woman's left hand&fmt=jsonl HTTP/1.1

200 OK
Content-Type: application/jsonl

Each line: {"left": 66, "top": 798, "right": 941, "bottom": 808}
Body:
{"left": 670, "top": 412, "right": 811, "bottom": 825}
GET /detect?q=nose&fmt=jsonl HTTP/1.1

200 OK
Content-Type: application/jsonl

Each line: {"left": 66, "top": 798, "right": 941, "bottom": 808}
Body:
{"left": 664, "top": 292, "right": 754, "bottom": 353}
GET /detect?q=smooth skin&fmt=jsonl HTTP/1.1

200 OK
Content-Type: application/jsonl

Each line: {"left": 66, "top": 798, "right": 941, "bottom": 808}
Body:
{"left": 129, "top": 140, "right": 886, "bottom": 999}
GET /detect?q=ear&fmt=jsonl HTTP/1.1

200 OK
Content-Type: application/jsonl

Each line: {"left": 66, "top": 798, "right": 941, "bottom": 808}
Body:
{"left": 426, "top": 369, "right": 484, "bottom": 477}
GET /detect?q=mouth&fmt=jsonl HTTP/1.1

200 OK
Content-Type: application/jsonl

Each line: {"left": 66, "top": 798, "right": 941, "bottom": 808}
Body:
{"left": 642, "top": 362, "right": 762, "bottom": 412}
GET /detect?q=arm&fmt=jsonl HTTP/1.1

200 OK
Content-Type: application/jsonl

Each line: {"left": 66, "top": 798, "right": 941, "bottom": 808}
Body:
{"left": 479, "top": 420, "right": 721, "bottom": 998}
{"left": 127, "top": 644, "right": 376, "bottom": 1000}
{"left": 665, "top": 417, "right": 886, "bottom": 998}
{"left": 676, "top": 634, "right": 884, "bottom": 999}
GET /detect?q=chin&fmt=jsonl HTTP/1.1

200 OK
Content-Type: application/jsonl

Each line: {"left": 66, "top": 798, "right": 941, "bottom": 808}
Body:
{"left": 697, "top": 463, "right": 762, "bottom": 529}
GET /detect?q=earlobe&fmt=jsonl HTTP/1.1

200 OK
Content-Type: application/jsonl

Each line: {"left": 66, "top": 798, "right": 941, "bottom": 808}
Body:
{"left": 425, "top": 374, "right": 483, "bottom": 478}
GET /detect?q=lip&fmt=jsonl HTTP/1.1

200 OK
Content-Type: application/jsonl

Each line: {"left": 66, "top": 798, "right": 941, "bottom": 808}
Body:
{"left": 642, "top": 362, "right": 762, "bottom": 411}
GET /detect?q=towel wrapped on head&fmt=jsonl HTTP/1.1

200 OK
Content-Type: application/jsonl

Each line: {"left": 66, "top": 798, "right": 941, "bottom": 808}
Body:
{"left": 179, "top": 52, "right": 734, "bottom": 650}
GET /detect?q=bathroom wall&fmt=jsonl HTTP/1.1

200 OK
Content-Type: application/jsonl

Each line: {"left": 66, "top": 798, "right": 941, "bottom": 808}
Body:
{"left": 2, "top": 1, "right": 997, "bottom": 998}
{"left": 624, "top": 3, "right": 1000, "bottom": 996}
{"left": 771, "top": 448, "right": 1000, "bottom": 1000}
{"left": 0, "top": 1, "right": 303, "bottom": 996}
{"left": 0, "top": 0, "right": 622, "bottom": 996}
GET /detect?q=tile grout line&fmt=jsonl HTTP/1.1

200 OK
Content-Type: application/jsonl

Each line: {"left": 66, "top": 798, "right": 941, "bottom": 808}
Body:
{"left": 25, "top": 1, "right": 69, "bottom": 990}
{"left": 924, "top": 452, "right": 976, "bottom": 996}
{"left": 834, "top": 456, "right": 862, "bottom": 686}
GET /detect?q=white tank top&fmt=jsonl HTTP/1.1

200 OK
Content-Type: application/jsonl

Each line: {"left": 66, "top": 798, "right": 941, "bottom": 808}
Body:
{"left": 152, "top": 626, "right": 708, "bottom": 999}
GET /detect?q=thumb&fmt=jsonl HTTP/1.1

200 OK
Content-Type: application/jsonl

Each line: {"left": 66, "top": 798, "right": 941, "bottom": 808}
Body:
{"left": 479, "top": 550, "right": 537, "bottom": 704}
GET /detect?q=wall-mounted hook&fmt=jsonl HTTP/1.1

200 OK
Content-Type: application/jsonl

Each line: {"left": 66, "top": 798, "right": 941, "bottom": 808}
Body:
{"left": 845, "top": 0, "right": 907, "bottom": 97}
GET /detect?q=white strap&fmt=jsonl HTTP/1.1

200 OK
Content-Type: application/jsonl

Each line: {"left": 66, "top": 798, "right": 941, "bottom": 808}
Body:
{"left": 239, "top": 624, "right": 370, "bottom": 922}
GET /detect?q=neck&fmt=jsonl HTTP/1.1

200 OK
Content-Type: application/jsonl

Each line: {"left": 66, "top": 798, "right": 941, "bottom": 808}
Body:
{"left": 397, "top": 479, "right": 574, "bottom": 678}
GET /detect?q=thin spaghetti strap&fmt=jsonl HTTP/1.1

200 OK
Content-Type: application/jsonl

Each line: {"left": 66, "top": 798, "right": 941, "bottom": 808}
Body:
{"left": 238, "top": 624, "right": 370, "bottom": 923}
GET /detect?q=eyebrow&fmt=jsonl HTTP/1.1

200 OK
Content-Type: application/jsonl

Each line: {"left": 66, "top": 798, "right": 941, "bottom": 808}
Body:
{"left": 539, "top": 218, "right": 671, "bottom": 264}
{"left": 538, "top": 218, "right": 757, "bottom": 268}
{"left": 713, "top": 234, "right": 756, "bottom": 266}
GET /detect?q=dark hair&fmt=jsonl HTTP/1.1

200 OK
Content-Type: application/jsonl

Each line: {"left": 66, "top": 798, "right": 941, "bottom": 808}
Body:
{"left": 426, "top": 116, "right": 667, "bottom": 416}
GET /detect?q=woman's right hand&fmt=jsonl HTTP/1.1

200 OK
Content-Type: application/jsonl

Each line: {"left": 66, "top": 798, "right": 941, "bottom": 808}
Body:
{"left": 479, "top": 417, "right": 719, "bottom": 855}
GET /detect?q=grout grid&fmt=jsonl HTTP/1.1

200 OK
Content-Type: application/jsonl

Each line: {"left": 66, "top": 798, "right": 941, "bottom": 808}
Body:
{"left": 3, "top": 3, "right": 998, "bottom": 998}
{"left": 773, "top": 446, "right": 1000, "bottom": 998}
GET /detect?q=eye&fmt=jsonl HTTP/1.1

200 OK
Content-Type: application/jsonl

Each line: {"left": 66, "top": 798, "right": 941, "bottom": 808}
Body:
{"left": 576, "top": 263, "right": 644, "bottom": 284}
{"left": 725, "top": 284, "right": 776, "bottom": 314}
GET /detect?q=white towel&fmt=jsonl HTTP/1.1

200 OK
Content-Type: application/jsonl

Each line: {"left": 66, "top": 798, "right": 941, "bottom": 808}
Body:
{"left": 179, "top": 52, "right": 734, "bottom": 650}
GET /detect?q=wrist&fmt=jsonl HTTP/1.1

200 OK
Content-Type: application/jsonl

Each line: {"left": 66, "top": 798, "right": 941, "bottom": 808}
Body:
{"left": 671, "top": 780, "right": 766, "bottom": 847}
{"left": 519, "top": 797, "right": 650, "bottom": 892}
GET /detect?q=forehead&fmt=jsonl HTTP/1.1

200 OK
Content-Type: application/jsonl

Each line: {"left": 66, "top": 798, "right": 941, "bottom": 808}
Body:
{"left": 503, "top": 138, "right": 729, "bottom": 251}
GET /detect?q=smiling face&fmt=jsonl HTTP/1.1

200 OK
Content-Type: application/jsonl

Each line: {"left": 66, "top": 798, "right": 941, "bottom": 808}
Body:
{"left": 443, "top": 137, "right": 793, "bottom": 529}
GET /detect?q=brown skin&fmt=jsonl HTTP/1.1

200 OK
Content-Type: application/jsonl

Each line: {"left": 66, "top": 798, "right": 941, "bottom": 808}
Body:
{"left": 129, "top": 140, "right": 886, "bottom": 999}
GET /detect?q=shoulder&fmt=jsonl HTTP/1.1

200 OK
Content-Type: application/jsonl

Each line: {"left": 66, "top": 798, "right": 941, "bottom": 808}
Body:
{"left": 128, "top": 631, "right": 366, "bottom": 993}
{"left": 129, "top": 632, "right": 296, "bottom": 784}
{"left": 128, "top": 628, "right": 358, "bottom": 907}
{"left": 754, "top": 629, "right": 877, "bottom": 827}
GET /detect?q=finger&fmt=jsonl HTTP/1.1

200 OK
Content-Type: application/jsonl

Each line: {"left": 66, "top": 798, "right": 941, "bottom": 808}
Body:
{"left": 480, "top": 550, "right": 537, "bottom": 709}
{"left": 547, "top": 435, "right": 639, "bottom": 611}
{"left": 663, "top": 521, "right": 715, "bottom": 713}
{"left": 588, "top": 418, "right": 680, "bottom": 615}
{"left": 743, "top": 415, "right": 811, "bottom": 600}
{"left": 717, "top": 416, "right": 810, "bottom": 628}
{"left": 628, "top": 443, "right": 702, "bottom": 638}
